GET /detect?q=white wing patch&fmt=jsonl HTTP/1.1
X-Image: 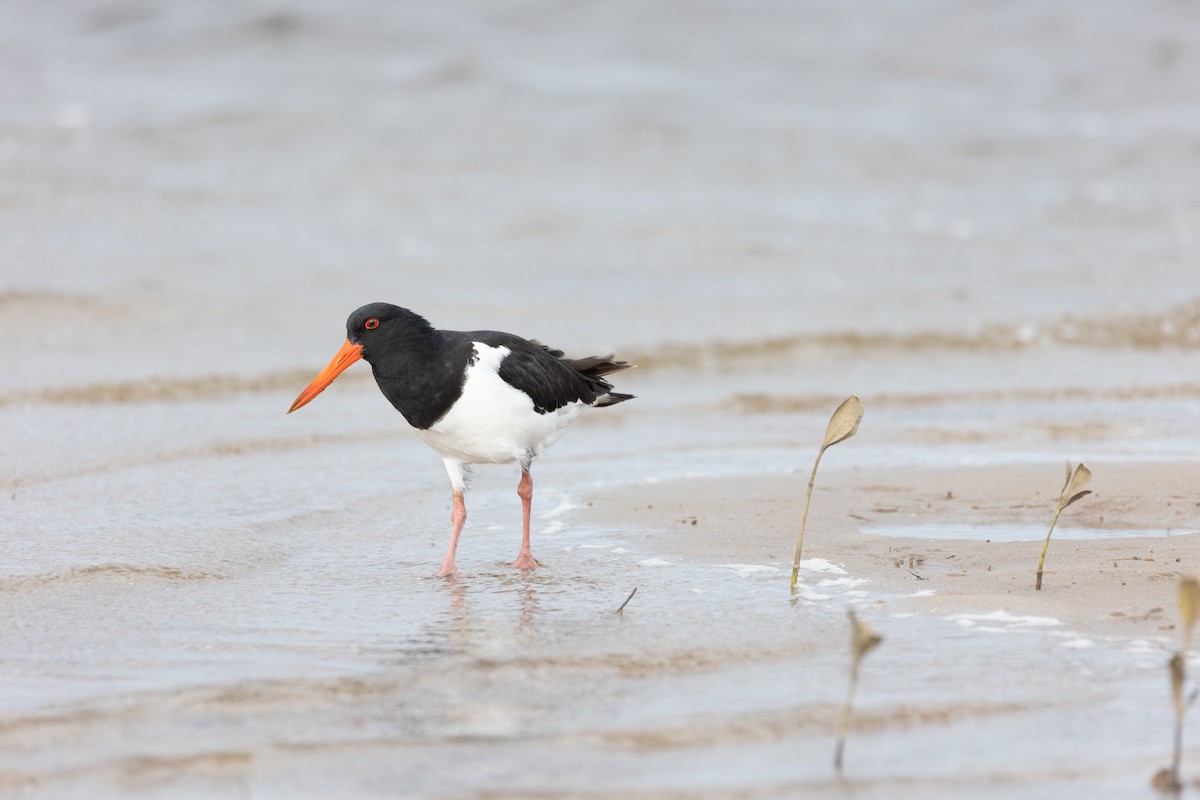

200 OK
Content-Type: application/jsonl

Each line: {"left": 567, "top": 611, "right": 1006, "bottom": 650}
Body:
{"left": 414, "top": 342, "right": 585, "bottom": 478}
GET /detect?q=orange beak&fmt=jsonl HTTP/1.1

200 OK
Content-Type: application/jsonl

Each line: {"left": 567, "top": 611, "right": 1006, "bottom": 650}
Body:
{"left": 288, "top": 339, "right": 364, "bottom": 413}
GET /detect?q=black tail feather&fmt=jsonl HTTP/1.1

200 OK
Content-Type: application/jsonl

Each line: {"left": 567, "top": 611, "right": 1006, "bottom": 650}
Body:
{"left": 527, "top": 340, "right": 635, "bottom": 406}
{"left": 561, "top": 354, "right": 634, "bottom": 404}
{"left": 561, "top": 354, "right": 634, "bottom": 379}
{"left": 594, "top": 391, "right": 635, "bottom": 407}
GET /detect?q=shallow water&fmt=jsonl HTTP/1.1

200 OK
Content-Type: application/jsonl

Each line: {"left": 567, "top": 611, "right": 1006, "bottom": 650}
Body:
{"left": 3, "top": 0, "right": 1200, "bottom": 796}
{"left": 0, "top": 475, "right": 1183, "bottom": 798}
{"left": 864, "top": 523, "right": 1200, "bottom": 542}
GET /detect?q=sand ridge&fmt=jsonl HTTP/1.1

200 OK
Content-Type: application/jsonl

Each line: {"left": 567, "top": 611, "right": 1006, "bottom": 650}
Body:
{"left": 586, "top": 461, "right": 1200, "bottom": 635}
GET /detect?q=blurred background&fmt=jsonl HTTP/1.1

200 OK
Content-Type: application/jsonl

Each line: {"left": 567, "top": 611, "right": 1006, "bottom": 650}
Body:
{"left": 3, "top": 0, "right": 1198, "bottom": 393}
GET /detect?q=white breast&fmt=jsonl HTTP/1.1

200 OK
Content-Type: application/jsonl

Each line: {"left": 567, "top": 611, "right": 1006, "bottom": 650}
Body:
{"left": 414, "top": 342, "right": 584, "bottom": 468}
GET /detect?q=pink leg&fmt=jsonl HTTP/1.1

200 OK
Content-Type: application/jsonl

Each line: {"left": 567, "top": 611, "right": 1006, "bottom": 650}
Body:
{"left": 512, "top": 469, "right": 539, "bottom": 570}
{"left": 437, "top": 491, "right": 466, "bottom": 577}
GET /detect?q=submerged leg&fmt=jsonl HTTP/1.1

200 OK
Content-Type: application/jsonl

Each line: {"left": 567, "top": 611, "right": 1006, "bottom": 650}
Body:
{"left": 438, "top": 490, "right": 467, "bottom": 577}
{"left": 512, "top": 468, "right": 539, "bottom": 570}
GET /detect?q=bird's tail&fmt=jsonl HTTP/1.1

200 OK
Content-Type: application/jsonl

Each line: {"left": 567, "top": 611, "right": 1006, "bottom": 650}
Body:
{"left": 529, "top": 341, "right": 636, "bottom": 406}
{"left": 568, "top": 355, "right": 635, "bottom": 407}
{"left": 593, "top": 390, "right": 635, "bottom": 407}
{"left": 562, "top": 354, "right": 634, "bottom": 379}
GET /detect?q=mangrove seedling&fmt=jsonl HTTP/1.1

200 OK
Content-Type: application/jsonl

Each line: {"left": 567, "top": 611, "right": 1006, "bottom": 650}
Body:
{"left": 1181, "top": 577, "right": 1200, "bottom": 652}
{"left": 1154, "top": 577, "right": 1200, "bottom": 792}
{"left": 1034, "top": 461, "right": 1091, "bottom": 590}
{"left": 834, "top": 610, "right": 882, "bottom": 775}
{"left": 790, "top": 395, "right": 864, "bottom": 594}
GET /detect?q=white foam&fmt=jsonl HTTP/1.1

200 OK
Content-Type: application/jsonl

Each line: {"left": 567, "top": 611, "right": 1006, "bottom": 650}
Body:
{"left": 539, "top": 495, "right": 580, "bottom": 520}
{"left": 1061, "top": 638, "right": 1095, "bottom": 649}
{"left": 718, "top": 564, "right": 781, "bottom": 577}
{"left": 797, "top": 558, "right": 848, "bottom": 575}
{"left": 946, "top": 610, "right": 1062, "bottom": 630}
{"left": 905, "top": 589, "right": 937, "bottom": 598}
{"left": 791, "top": 583, "right": 832, "bottom": 601}
{"left": 817, "top": 577, "right": 868, "bottom": 588}
{"left": 638, "top": 558, "right": 672, "bottom": 567}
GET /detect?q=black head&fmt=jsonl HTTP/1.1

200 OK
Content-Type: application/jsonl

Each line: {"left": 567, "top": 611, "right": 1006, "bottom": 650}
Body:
{"left": 289, "top": 302, "right": 439, "bottom": 414}
{"left": 346, "top": 303, "right": 435, "bottom": 360}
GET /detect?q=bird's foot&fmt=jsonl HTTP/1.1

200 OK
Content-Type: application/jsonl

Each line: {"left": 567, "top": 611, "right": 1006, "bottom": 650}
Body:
{"left": 436, "top": 560, "right": 461, "bottom": 578}
{"left": 511, "top": 552, "right": 539, "bottom": 571}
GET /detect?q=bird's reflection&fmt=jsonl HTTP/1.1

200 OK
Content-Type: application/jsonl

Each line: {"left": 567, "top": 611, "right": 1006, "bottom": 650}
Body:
{"left": 516, "top": 579, "right": 540, "bottom": 632}
{"left": 435, "top": 569, "right": 545, "bottom": 649}
{"left": 442, "top": 574, "right": 472, "bottom": 642}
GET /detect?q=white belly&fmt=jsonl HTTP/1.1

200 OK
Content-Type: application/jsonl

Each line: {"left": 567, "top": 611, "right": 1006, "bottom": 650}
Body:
{"left": 414, "top": 342, "right": 584, "bottom": 467}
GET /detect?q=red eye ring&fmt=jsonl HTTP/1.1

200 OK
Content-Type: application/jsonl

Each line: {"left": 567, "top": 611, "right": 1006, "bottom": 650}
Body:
{"left": 364, "top": 318, "right": 379, "bottom": 330}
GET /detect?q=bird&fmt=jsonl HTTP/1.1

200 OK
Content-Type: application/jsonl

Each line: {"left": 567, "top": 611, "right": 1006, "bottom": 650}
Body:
{"left": 287, "top": 302, "right": 634, "bottom": 577}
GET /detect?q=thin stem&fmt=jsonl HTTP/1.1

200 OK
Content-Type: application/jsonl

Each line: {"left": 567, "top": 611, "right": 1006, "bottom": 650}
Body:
{"left": 1171, "top": 652, "right": 1187, "bottom": 790}
{"left": 1036, "top": 505, "right": 1064, "bottom": 591}
{"left": 1172, "top": 709, "right": 1183, "bottom": 789}
{"left": 616, "top": 587, "right": 637, "bottom": 615}
{"left": 834, "top": 666, "right": 859, "bottom": 774}
{"left": 791, "top": 447, "right": 826, "bottom": 593}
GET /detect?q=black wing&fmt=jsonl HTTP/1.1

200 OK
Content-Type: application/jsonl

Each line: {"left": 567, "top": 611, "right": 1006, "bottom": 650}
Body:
{"left": 471, "top": 332, "right": 634, "bottom": 414}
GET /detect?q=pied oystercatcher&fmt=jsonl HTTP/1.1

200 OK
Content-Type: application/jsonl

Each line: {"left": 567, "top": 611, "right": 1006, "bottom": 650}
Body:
{"left": 288, "top": 303, "right": 634, "bottom": 576}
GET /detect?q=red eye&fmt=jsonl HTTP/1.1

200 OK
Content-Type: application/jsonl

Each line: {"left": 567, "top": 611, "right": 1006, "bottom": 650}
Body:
{"left": 364, "top": 318, "right": 379, "bottom": 330}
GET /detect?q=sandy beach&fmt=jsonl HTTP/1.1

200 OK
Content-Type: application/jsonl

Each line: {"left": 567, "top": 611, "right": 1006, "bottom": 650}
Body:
{"left": 592, "top": 461, "right": 1200, "bottom": 634}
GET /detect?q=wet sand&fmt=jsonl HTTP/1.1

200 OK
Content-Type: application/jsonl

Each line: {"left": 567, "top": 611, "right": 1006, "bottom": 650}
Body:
{"left": 591, "top": 460, "right": 1200, "bottom": 634}
{"left": 5, "top": 378, "right": 1198, "bottom": 798}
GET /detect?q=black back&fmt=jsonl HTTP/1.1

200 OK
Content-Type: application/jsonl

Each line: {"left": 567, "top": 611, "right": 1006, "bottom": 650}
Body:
{"left": 346, "top": 303, "right": 634, "bottom": 430}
